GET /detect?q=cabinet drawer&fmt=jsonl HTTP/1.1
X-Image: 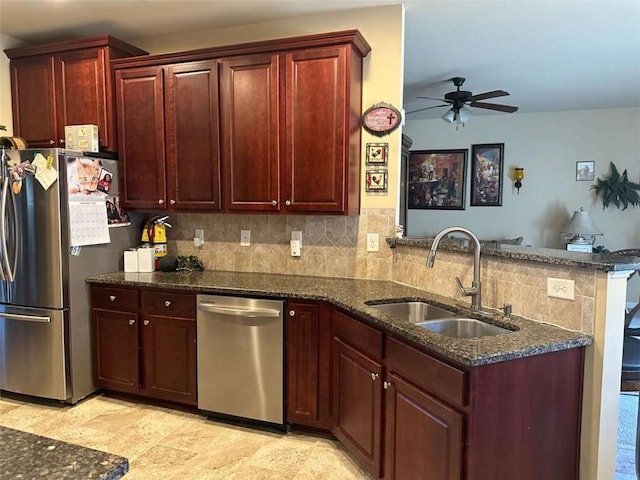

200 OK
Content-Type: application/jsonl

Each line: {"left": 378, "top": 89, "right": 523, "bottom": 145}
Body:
{"left": 332, "top": 309, "right": 383, "bottom": 360}
{"left": 91, "top": 286, "right": 139, "bottom": 311}
{"left": 142, "top": 290, "right": 196, "bottom": 318}
{"left": 386, "top": 336, "right": 467, "bottom": 407}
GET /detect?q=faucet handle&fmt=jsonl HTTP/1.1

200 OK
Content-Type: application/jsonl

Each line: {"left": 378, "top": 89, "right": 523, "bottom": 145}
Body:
{"left": 455, "top": 277, "right": 479, "bottom": 297}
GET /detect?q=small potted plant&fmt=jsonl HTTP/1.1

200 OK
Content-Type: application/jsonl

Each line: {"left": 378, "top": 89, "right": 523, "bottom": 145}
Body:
{"left": 590, "top": 162, "right": 640, "bottom": 210}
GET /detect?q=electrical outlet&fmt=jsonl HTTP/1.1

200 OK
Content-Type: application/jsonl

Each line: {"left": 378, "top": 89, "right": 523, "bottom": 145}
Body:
{"left": 367, "top": 233, "right": 379, "bottom": 252}
{"left": 290, "top": 240, "right": 301, "bottom": 257}
{"left": 194, "top": 229, "right": 204, "bottom": 247}
{"left": 547, "top": 277, "right": 575, "bottom": 300}
{"left": 240, "top": 230, "right": 251, "bottom": 246}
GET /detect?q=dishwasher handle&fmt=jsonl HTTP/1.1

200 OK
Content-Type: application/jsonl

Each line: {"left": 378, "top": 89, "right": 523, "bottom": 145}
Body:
{"left": 197, "top": 302, "right": 281, "bottom": 318}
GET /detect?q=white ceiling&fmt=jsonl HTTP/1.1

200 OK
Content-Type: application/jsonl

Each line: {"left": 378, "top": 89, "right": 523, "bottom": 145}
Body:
{"left": 1, "top": 0, "right": 639, "bottom": 120}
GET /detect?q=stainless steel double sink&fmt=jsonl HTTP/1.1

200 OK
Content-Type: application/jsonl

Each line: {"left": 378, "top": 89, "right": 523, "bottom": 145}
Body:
{"left": 367, "top": 301, "right": 512, "bottom": 338}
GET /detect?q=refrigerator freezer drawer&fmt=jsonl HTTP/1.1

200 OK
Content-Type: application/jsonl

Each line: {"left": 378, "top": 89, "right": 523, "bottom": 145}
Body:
{"left": 0, "top": 306, "right": 69, "bottom": 401}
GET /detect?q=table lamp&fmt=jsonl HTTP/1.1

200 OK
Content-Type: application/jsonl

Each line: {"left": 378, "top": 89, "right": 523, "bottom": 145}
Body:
{"left": 560, "top": 207, "right": 603, "bottom": 253}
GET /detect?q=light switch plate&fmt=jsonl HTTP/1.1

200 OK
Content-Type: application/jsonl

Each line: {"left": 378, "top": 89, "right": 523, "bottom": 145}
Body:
{"left": 291, "top": 230, "right": 302, "bottom": 247}
{"left": 240, "top": 230, "right": 251, "bottom": 246}
{"left": 290, "top": 240, "right": 301, "bottom": 257}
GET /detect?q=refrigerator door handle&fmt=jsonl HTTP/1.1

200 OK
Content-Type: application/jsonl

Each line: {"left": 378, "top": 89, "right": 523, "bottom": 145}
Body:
{"left": 0, "top": 177, "right": 9, "bottom": 281}
{"left": 0, "top": 176, "right": 16, "bottom": 281}
{"left": 0, "top": 312, "right": 51, "bottom": 323}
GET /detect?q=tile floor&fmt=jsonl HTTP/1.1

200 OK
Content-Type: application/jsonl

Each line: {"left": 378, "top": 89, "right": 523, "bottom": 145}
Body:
{"left": 0, "top": 394, "right": 370, "bottom": 479}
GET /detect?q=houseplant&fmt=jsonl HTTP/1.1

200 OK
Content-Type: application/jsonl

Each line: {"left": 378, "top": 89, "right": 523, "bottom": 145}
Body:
{"left": 590, "top": 162, "right": 640, "bottom": 210}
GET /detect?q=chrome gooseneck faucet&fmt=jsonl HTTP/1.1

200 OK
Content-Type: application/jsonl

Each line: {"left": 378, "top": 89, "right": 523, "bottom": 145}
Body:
{"left": 427, "top": 226, "right": 482, "bottom": 310}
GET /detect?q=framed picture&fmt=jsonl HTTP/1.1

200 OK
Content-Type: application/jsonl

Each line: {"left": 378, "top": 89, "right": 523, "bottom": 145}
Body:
{"left": 576, "top": 161, "right": 595, "bottom": 181}
{"left": 470, "top": 143, "right": 504, "bottom": 206}
{"left": 365, "top": 143, "right": 389, "bottom": 165}
{"left": 365, "top": 169, "right": 388, "bottom": 194}
{"left": 407, "top": 149, "right": 467, "bottom": 209}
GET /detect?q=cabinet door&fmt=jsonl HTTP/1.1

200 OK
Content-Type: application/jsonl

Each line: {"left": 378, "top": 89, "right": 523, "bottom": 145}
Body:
{"left": 220, "top": 53, "right": 280, "bottom": 212}
{"left": 332, "top": 337, "right": 383, "bottom": 478}
{"left": 165, "top": 61, "right": 221, "bottom": 210}
{"left": 286, "top": 301, "right": 331, "bottom": 430}
{"left": 9, "top": 55, "right": 57, "bottom": 147}
{"left": 139, "top": 315, "right": 197, "bottom": 405}
{"left": 92, "top": 309, "right": 139, "bottom": 394}
{"left": 384, "top": 372, "right": 463, "bottom": 480}
{"left": 284, "top": 46, "right": 349, "bottom": 214}
{"left": 115, "top": 66, "right": 167, "bottom": 210}
{"left": 55, "top": 48, "right": 109, "bottom": 149}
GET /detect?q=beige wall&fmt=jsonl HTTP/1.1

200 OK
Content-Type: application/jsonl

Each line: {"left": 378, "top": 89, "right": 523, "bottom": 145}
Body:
{"left": 0, "top": 34, "right": 22, "bottom": 134}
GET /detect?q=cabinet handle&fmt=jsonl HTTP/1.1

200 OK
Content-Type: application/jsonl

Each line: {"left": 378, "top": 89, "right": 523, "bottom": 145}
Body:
{"left": 285, "top": 200, "right": 291, "bottom": 206}
{"left": 49, "top": 140, "right": 55, "bottom": 145}
{"left": 371, "top": 372, "right": 379, "bottom": 380}
{"left": 289, "top": 310, "right": 295, "bottom": 317}
{"left": 143, "top": 319, "right": 149, "bottom": 326}
{"left": 383, "top": 380, "right": 392, "bottom": 389}
{"left": 164, "top": 300, "right": 171, "bottom": 307}
{"left": 58, "top": 139, "right": 64, "bottom": 144}
{"left": 128, "top": 319, "right": 135, "bottom": 325}
{"left": 109, "top": 295, "right": 116, "bottom": 301}
{"left": 170, "top": 199, "right": 176, "bottom": 205}
{"left": 158, "top": 199, "right": 164, "bottom": 205}
{"left": 271, "top": 200, "right": 277, "bottom": 206}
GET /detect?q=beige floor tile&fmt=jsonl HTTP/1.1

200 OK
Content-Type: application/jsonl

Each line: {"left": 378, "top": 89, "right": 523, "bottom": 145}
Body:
{"left": 0, "top": 394, "right": 370, "bottom": 479}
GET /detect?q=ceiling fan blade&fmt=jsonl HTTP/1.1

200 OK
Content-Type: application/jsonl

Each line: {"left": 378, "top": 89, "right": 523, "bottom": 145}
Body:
{"left": 470, "top": 101, "right": 518, "bottom": 113}
{"left": 469, "top": 90, "right": 509, "bottom": 102}
{"left": 406, "top": 104, "right": 450, "bottom": 114}
{"left": 417, "top": 96, "right": 448, "bottom": 102}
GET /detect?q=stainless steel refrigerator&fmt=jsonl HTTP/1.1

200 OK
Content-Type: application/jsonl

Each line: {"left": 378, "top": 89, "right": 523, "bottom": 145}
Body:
{"left": 0, "top": 148, "right": 140, "bottom": 403}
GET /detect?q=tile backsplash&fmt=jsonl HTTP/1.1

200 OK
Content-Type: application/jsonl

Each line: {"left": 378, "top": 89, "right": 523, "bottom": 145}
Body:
{"left": 167, "top": 208, "right": 595, "bottom": 334}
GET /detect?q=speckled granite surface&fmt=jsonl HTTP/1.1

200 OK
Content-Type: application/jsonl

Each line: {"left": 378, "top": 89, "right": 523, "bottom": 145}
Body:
{"left": 388, "top": 237, "right": 640, "bottom": 272}
{"left": 87, "top": 271, "right": 592, "bottom": 367}
{"left": 0, "top": 425, "right": 128, "bottom": 479}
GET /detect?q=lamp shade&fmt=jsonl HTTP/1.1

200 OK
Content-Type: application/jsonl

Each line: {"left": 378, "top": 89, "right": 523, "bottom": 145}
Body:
{"left": 561, "top": 207, "right": 602, "bottom": 246}
{"left": 458, "top": 106, "right": 472, "bottom": 123}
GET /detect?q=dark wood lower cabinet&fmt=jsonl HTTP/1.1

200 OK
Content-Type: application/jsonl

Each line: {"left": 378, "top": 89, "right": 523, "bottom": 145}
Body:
{"left": 384, "top": 372, "right": 463, "bottom": 480}
{"left": 286, "top": 301, "right": 331, "bottom": 430}
{"left": 91, "top": 285, "right": 197, "bottom": 406}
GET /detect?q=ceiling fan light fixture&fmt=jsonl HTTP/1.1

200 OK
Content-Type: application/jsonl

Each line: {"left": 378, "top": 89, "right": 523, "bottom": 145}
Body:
{"left": 441, "top": 108, "right": 455, "bottom": 123}
{"left": 458, "top": 106, "right": 472, "bottom": 123}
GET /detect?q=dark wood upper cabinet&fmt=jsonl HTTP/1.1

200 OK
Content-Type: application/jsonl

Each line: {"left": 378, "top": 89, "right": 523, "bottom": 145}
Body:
{"left": 114, "top": 60, "right": 221, "bottom": 211}
{"left": 5, "top": 36, "right": 147, "bottom": 151}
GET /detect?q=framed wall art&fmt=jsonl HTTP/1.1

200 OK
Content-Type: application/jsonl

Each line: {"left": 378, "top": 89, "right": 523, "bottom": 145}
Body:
{"left": 470, "top": 143, "right": 504, "bottom": 206}
{"left": 407, "top": 149, "right": 467, "bottom": 209}
{"left": 365, "top": 169, "right": 388, "bottom": 194}
{"left": 576, "top": 161, "right": 594, "bottom": 181}
{"left": 365, "top": 143, "right": 389, "bottom": 166}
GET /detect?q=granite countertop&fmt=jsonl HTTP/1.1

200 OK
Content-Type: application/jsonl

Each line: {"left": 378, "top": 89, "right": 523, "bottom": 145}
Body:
{"left": 0, "top": 425, "right": 128, "bottom": 479}
{"left": 87, "top": 271, "right": 592, "bottom": 367}
{"left": 389, "top": 237, "right": 640, "bottom": 272}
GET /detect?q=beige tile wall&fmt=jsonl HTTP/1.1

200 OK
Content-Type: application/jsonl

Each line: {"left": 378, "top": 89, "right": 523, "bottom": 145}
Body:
{"left": 167, "top": 208, "right": 396, "bottom": 280}
{"left": 167, "top": 208, "right": 594, "bottom": 334}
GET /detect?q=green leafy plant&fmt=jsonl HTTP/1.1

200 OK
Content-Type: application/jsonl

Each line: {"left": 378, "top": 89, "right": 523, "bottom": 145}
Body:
{"left": 176, "top": 255, "right": 204, "bottom": 272}
{"left": 590, "top": 162, "right": 640, "bottom": 210}
{"left": 0, "top": 125, "right": 6, "bottom": 131}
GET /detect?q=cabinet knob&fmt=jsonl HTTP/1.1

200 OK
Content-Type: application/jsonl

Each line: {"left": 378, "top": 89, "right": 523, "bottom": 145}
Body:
{"left": 128, "top": 319, "right": 135, "bottom": 325}
{"left": 383, "top": 380, "right": 392, "bottom": 389}
{"left": 164, "top": 300, "right": 171, "bottom": 307}
{"left": 58, "top": 139, "right": 64, "bottom": 144}
{"left": 143, "top": 319, "right": 149, "bottom": 326}
{"left": 49, "top": 140, "right": 55, "bottom": 145}
{"left": 285, "top": 200, "right": 291, "bottom": 206}
{"left": 289, "top": 310, "right": 295, "bottom": 317}
{"left": 109, "top": 295, "right": 116, "bottom": 301}
{"left": 371, "top": 372, "right": 379, "bottom": 381}
{"left": 158, "top": 199, "right": 164, "bottom": 205}
{"left": 271, "top": 200, "right": 277, "bottom": 206}
{"left": 170, "top": 199, "right": 176, "bottom": 205}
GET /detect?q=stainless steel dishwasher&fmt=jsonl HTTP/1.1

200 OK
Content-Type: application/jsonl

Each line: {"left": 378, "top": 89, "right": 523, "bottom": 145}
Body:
{"left": 196, "top": 294, "right": 284, "bottom": 427}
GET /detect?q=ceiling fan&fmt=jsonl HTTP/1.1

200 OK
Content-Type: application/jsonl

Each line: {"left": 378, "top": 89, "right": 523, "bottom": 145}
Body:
{"left": 408, "top": 77, "right": 518, "bottom": 123}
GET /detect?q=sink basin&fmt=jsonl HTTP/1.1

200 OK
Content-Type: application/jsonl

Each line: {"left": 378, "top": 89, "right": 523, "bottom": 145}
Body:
{"left": 368, "top": 301, "right": 456, "bottom": 323}
{"left": 416, "top": 318, "right": 511, "bottom": 338}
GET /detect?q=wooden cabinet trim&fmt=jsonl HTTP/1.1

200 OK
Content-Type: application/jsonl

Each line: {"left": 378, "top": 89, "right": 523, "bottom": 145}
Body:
{"left": 5, "top": 35, "right": 147, "bottom": 59}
